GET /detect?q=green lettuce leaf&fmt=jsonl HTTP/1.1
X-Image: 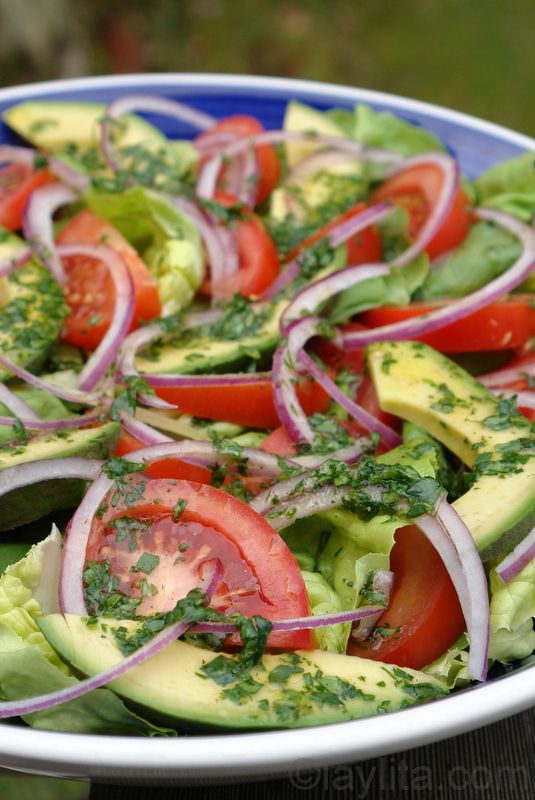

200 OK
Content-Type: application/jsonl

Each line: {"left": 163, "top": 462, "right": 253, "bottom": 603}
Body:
{"left": 474, "top": 152, "right": 535, "bottom": 204}
{"left": 0, "top": 637, "right": 174, "bottom": 736}
{"left": 329, "top": 254, "right": 428, "bottom": 323}
{"left": 488, "top": 560, "right": 535, "bottom": 664}
{"left": 302, "top": 570, "right": 347, "bottom": 653}
{"left": 423, "top": 634, "right": 470, "bottom": 689}
{"left": 418, "top": 220, "right": 520, "bottom": 300}
{"left": 353, "top": 104, "right": 445, "bottom": 157}
{"left": 87, "top": 186, "right": 204, "bottom": 314}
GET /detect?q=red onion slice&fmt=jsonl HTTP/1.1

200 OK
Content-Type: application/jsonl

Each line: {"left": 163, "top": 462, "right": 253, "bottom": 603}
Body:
{"left": 0, "top": 409, "right": 103, "bottom": 432}
{"left": 56, "top": 244, "right": 135, "bottom": 392}
{"left": 261, "top": 202, "right": 393, "bottom": 301}
{"left": 0, "top": 383, "right": 40, "bottom": 421}
{"left": 118, "top": 412, "right": 173, "bottom": 446}
{"left": 343, "top": 207, "right": 535, "bottom": 350}
{"left": 0, "top": 457, "right": 102, "bottom": 499}
{"left": 417, "top": 500, "right": 489, "bottom": 682}
{"left": 101, "top": 94, "right": 216, "bottom": 174}
{"left": 0, "top": 561, "right": 221, "bottom": 720}
{"left": 0, "top": 354, "right": 104, "bottom": 406}
{"left": 143, "top": 371, "right": 271, "bottom": 389}
{"left": 391, "top": 153, "right": 460, "bottom": 268}
{"left": 350, "top": 570, "right": 394, "bottom": 642}
{"left": 23, "top": 182, "right": 77, "bottom": 284}
{"left": 281, "top": 263, "right": 391, "bottom": 333}
{"left": 480, "top": 363, "right": 535, "bottom": 390}
{"left": 496, "top": 523, "right": 535, "bottom": 583}
{"left": 171, "top": 197, "right": 229, "bottom": 292}
{"left": 190, "top": 604, "right": 386, "bottom": 635}
{"left": 298, "top": 349, "right": 401, "bottom": 449}
{"left": 0, "top": 144, "right": 36, "bottom": 166}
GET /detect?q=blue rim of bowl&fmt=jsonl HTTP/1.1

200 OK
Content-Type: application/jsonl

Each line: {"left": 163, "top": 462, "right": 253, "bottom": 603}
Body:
{"left": 0, "top": 73, "right": 534, "bottom": 783}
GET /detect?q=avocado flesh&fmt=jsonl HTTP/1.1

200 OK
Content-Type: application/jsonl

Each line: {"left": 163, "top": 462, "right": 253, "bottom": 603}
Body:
{"left": 367, "top": 341, "right": 535, "bottom": 553}
{"left": 283, "top": 100, "right": 347, "bottom": 167}
{"left": 0, "top": 422, "right": 120, "bottom": 530}
{"left": 3, "top": 101, "right": 166, "bottom": 152}
{"left": 39, "top": 614, "right": 446, "bottom": 730}
{"left": 0, "top": 238, "right": 68, "bottom": 382}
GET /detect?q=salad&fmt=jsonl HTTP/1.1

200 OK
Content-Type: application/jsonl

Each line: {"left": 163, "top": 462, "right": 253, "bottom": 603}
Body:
{"left": 0, "top": 91, "right": 534, "bottom": 735}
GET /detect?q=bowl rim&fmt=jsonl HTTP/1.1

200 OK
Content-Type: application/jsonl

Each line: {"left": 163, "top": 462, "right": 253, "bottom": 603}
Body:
{"left": 0, "top": 71, "right": 534, "bottom": 783}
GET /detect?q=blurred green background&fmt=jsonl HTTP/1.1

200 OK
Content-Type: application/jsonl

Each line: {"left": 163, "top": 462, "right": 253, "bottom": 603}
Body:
{"left": 0, "top": 0, "right": 533, "bottom": 797}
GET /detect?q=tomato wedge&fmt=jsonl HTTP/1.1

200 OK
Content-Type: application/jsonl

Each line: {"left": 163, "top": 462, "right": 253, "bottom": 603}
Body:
{"left": 348, "top": 525, "right": 465, "bottom": 669}
{"left": 86, "top": 478, "right": 312, "bottom": 650}
{"left": 371, "top": 162, "right": 471, "bottom": 259}
{"left": 155, "top": 374, "right": 331, "bottom": 429}
{"left": 286, "top": 202, "right": 382, "bottom": 264}
{"left": 0, "top": 162, "right": 53, "bottom": 230}
{"left": 196, "top": 115, "right": 281, "bottom": 205}
{"left": 114, "top": 430, "right": 212, "bottom": 484}
{"left": 359, "top": 297, "right": 535, "bottom": 352}
{"left": 200, "top": 192, "right": 279, "bottom": 297}
{"left": 57, "top": 210, "right": 161, "bottom": 349}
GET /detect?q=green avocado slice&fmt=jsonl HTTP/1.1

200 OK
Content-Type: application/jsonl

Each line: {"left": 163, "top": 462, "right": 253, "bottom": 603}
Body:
{"left": 367, "top": 340, "right": 535, "bottom": 555}
{"left": 0, "top": 421, "right": 121, "bottom": 531}
{"left": 0, "top": 236, "right": 69, "bottom": 382}
{"left": 38, "top": 614, "right": 446, "bottom": 730}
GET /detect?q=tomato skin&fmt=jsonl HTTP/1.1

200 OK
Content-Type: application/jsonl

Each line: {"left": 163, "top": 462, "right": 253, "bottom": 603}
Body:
{"left": 371, "top": 163, "right": 472, "bottom": 259}
{"left": 360, "top": 297, "right": 535, "bottom": 353}
{"left": 87, "top": 478, "right": 312, "bottom": 650}
{"left": 0, "top": 163, "right": 54, "bottom": 230}
{"left": 155, "top": 375, "right": 331, "bottom": 429}
{"left": 114, "top": 430, "right": 212, "bottom": 484}
{"left": 57, "top": 210, "right": 161, "bottom": 349}
{"left": 196, "top": 115, "right": 281, "bottom": 205}
{"left": 286, "top": 202, "right": 382, "bottom": 265}
{"left": 261, "top": 426, "right": 297, "bottom": 457}
{"left": 311, "top": 321, "right": 367, "bottom": 375}
{"left": 201, "top": 192, "right": 280, "bottom": 297}
{"left": 348, "top": 525, "right": 466, "bottom": 669}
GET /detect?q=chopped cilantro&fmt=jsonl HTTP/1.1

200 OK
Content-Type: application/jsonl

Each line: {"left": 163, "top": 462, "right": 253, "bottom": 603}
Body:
{"left": 133, "top": 552, "right": 160, "bottom": 575}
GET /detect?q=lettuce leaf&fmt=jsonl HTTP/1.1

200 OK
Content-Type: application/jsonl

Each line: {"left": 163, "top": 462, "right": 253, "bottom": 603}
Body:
{"left": 488, "top": 560, "right": 535, "bottom": 664}
{"left": 87, "top": 186, "right": 204, "bottom": 314}
{"left": 418, "top": 220, "right": 520, "bottom": 300}
{"left": 353, "top": 104, "right": 445, "bottom": 157}
{"left": 302, "top": 570, "right": 347, "bottom": 653}
{"left": 474, "top": 152, "right": 535, "bottom": 204}
{"left": 423, "top": 634, "right": 470, "bottom": 689}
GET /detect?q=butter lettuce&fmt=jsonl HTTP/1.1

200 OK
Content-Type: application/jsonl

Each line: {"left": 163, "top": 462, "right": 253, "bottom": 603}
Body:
{"left": 0, "top": 527, "right": 173, "bottom": 735}
{"left": 302, "top": 571, "right": 347, "bottom": 653}
{"left": 353, "top": 104, "right": 445, "bottom": 157}
{"left": 424, "top": 634, "right": 470, "bottom": 689}
{"left": 0, "top": 387, "right": 72, "bottom": 445}
{"left": 474, "top": 152, "right": 535, "bottom": 208}
{"left": 87, "top": 186, "right": 204, "bottom": 314}
{"left": 488, "top": 560, "right": 535, "bottom": 664}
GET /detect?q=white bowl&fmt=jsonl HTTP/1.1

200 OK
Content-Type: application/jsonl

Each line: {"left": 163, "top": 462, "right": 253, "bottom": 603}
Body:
{"left": 0, "top": 73, "right": 534, "bottom": 785}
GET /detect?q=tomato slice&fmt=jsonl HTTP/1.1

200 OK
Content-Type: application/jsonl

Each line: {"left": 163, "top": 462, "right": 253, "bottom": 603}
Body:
{"left": 261, "top": 426, "right": 297, "bottom": 457}
{"left": 196, "top": 115, "right": 281, "bottom": 205}
{"left": 86, "top": 477, "right": 312, "bottom": 650}
{"left": 371, "top": 163, "right": 471, "bottom": 259}
{"left": 0, "top": 163, "right": 54, "bottom": 230}
{"left": 114, "top": 430, "right": 212, "bottom": 484}
{"left": 359, "top": 297, "right": 535, "bottom": 353}
{"left": 348, "top": 525, "right": 465, "bottom": 669}
{"left": 57, "top": 210, "right": 161, "bottom": 349}
{"left": 155, "top": 374, "right": 331, "bottom": 429}
{"left": 200, "top": 192, "right": 280, "bottom": 297}
{"left": 481, "top": 350, "right": 535, "bottom": 420}
{"left": 286, "top": 202, "right": 382, "bottom": 264}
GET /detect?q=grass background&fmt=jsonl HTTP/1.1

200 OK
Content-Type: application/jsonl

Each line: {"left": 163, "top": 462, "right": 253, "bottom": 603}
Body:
{"left": 0, "top": 0, "right": 533, "bottom": 796}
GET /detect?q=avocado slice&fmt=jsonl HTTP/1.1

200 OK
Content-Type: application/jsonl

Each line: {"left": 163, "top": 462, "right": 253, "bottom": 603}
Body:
{"left": 135, "top": 299, "right": 285, "bottom": 376}
{"left": 367, "top": 341, "right": 535, "bottom": 554}
{"left": 38, "top": 614, "right": 446, "bottom": 730}
{"left": 283, "top": 100, "right": 348, "bottom": 167}
{"left": 3, "top": 100, "right": 166, "bottom": 152}
{"left": 0, "top": 421, "right": 120, "bottom": 530}
{"left": 0, "top": 236, "right": 68, "bottom": 382}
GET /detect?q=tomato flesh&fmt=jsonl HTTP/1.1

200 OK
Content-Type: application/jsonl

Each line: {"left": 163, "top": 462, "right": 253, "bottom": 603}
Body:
{"left": 359, "top": 297, "right": 535, "bottom": 353}
{"left": 155, "top": 375, "right": 331, "bottom": 429}
{"left": 286, "top": 202, "right": 382, "bottom": 265}
{"left": 200, "top": 192, "right": 279, "bottom": 297}
{"left": 86, "top": 478, "right": 313, "bottom": 650}
{"left": 371, "top": 163, "right": 472, "bottom": 259}
{"left": 196, "top": 115, "right": 281, "bottom": 205}
{"left": 114, "top": 430, "right": 212, "bottom": 484}
{"left": 348, "top": 525, "right": 466, "bottom": 669}
{"left": 0, "top": 163, "right": 53, "bottom": 230}
{"left": 57, "top": 210, "right": 161, "bottom": 349}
